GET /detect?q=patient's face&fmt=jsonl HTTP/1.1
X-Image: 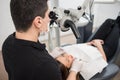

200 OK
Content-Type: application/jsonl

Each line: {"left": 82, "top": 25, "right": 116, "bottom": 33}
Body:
{"left": 56, "top": 53, "right": 74, "bottom": 68}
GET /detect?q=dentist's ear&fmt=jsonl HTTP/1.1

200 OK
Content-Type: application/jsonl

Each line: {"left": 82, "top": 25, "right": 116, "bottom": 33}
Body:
{"left": 33, "top": 16, "right": 43, "bottom": 29}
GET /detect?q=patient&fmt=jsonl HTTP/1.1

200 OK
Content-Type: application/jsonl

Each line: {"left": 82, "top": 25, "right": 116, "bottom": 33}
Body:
{"left": 50, "top": 18, "right": 120, "bottom": 80}
{"left": 50, "top": 39, "right": 108, "bottom": 80}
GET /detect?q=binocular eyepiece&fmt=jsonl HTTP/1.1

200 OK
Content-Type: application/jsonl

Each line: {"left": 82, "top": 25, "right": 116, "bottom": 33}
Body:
{"left": 49, "top": 11, "right": 58, "bottom": 20}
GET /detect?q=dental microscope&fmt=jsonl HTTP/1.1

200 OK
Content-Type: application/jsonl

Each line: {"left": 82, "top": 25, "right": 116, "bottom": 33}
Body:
{"left": 49, "top": 0, "right": 93, "bottom": 39}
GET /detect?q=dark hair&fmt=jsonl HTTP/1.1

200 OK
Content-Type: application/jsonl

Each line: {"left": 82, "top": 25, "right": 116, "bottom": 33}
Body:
{"left": 56, "top": 60, "right": 80, "bottom": 80}
{"left": 10, "top": 0, "right": 48, "bottom": 32}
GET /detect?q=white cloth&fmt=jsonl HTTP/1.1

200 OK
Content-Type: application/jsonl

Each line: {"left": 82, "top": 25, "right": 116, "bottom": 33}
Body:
{"left": 61, "top": 43, "right": 108, "bottom": 80}
{"left": 50, "top": 47, "right": 65, "bottom": 58}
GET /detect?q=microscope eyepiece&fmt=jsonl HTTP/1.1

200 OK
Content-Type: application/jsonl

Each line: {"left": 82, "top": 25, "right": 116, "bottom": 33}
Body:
{"left": 49, "top": 11, "right": 58, "bottom": 20}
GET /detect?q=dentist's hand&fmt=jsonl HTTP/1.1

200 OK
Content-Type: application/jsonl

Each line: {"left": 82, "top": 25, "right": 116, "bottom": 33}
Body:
{"left": 70, "top": 59, "right": 82, "bottom": 73}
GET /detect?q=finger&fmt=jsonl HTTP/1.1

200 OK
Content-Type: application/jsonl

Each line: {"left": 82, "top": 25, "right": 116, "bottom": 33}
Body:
{"left": 86, "top": 42, "right": 91, "bottom": 45}
{"left": 86, "top": 42, "right": 93, "bottom": 45}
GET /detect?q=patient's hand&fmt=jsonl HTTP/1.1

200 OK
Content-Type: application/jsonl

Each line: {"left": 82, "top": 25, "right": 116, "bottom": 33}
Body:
{"left": 91, "top": 39, "right": 104, "bottom": 47}
{"left": 87, "top": 39, "right": 104, "bottom": 47}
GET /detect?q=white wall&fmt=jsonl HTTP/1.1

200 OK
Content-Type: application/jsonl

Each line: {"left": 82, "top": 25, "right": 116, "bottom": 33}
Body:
{"left": 93, "top": 2, "right": 120, "bottom": 28}
{"left": 0, "top": 0, "right": 120, "bottom": 50}
{"left": 0, "top": 0, "right": 15, "bottom": 50}
{"left": 59, "top": 0, "right": 84, "bottom": 9}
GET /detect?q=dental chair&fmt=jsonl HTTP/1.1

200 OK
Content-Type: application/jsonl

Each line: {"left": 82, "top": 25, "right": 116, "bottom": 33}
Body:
{"left": 77, "top": 15, "right": 120, "bottom": 80}
{"left": 90, "top": 36, "right": 120, "bottom": 80}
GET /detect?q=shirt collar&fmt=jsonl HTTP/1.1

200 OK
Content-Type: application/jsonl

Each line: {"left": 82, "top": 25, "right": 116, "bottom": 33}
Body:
{"left": 12, "top": 32, "right": 46, "bottom": 50}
